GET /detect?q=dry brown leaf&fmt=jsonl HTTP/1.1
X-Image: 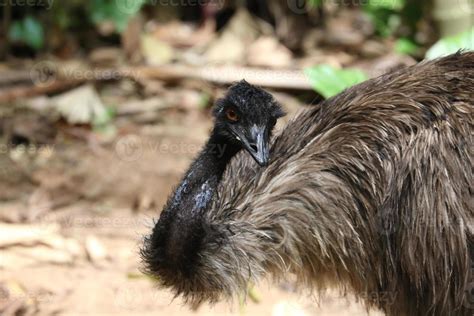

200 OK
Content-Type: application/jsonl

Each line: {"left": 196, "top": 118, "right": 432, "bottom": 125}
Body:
{"left": 247, "top": 36, "right": 292, "bottom": 68}
{"left": 151, "top": 20, "right": 214, "bottom": 48}
{"left": 52, "top": 85, "right": 107, "bottom": 125}
{"left": 205, "top": 9, "right": 267, "bottom": 64}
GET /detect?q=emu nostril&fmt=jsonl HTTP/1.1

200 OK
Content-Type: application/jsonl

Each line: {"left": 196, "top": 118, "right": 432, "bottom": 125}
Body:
{"left": 249, "top": 143, "right": 258, "bottom": 152}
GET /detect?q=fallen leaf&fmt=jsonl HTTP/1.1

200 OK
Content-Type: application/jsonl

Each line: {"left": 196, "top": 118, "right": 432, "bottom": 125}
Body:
{"left": 205, "top": 32, "right": 246, "bottom": 64}
{"left": 247, "top": 36, "right": 292, "bottom": 68}
{"left": 151, "top": 20, "right": 214, "bottom": 48}
{"left": 0, "top": 223, "right": 60, "bottom": 247}
{"left": 52, "top": 85, "right": 108, "bottom": 125}
{"left": 205, "top": 9, "right": 266, "bottom": 64}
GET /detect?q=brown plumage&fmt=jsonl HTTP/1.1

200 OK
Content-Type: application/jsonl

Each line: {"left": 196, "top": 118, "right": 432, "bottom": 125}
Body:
{"left": 142, "top": 52, "right": 474, "bottom": 315}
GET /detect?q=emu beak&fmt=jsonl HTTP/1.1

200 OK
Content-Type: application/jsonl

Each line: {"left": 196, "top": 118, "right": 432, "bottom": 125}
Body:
{"left": 243, "top": 126, "right": 269, "bottom": 167}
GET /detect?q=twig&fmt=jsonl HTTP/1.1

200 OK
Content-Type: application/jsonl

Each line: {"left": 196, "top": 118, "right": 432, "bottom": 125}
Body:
{"left": 0, "top": 79, "right": 84, "bottom": 103}
{"left": 0, "top": 64, "right": 312, "bottom": 103}
{"left": 123, "top": 65, "right": 312, "bottom": 90}
{"left": 0, "top": 70, "right": 32, "bottom": 85}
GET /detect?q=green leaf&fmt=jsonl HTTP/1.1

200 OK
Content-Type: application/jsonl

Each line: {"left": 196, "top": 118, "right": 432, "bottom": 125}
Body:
{"left": 93, "top": 105, "right": 116, "bottom": 127}
{"left": 395, "top": 38, "right": 419, "bottom": 55}
{"left": 23, "top": 16, "right": 44, "bottom": 50}
{"left": 8, "top": 16, "right": 44, "bottom": 50}
{"left": 365, "top": 0, "right": 405, "bottom": 10}
{"left": 305, "top": 65, "right": 368, "bottom": 99}
{"left": 363, "top": 0, "right": 405, "bottom": 37}
{"left": 89, "top": 0, "right": 146, "bottom": 33}
{"left": 93, "top": 107, "right": 117, "bottom": 138}
{"left": 307, "top": 0, "right": 322, "bottom": 8}
{"left": 426, "top": 27, "right": 474, "bottom": 59}
{"left": 198, "top": 93, "right": 211, "bottom": 109}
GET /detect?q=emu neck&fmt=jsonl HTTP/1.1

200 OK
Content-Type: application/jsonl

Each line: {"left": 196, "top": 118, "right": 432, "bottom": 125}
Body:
{"left": 148, "top": 131, "right": 240, "bottom": 272}
{"left": 170, "top": 132, "right": 238, "bottom": 214}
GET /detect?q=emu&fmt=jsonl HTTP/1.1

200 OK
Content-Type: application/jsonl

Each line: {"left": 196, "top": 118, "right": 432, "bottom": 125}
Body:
{"left": 142, "top": 52, "right": 474, "bottom": 316}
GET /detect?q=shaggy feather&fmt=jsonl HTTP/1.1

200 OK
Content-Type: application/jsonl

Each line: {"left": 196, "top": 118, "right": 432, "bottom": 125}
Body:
{"left": 142, "top": 52, "right": 474, "bottom": 315}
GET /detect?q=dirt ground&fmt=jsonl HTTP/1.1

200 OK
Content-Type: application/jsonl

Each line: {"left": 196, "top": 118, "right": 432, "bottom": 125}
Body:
{"left": 0, "top": 96, "right": 385, "bottom": 315}
{"left": 1, "top": 210, "right": 382, "bottom": 316}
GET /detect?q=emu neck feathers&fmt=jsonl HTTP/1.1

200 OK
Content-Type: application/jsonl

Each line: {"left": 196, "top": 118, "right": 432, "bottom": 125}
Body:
{"left": 143, "top": 131, "right": 242, "bottom": 273}
{"left": 170, "top": 132, "right": 239, "bottom": 215}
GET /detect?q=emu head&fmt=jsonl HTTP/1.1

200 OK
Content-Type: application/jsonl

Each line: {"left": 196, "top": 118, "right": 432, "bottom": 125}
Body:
{"left": 212, "top": 80, "right": 285, "bottom": 166}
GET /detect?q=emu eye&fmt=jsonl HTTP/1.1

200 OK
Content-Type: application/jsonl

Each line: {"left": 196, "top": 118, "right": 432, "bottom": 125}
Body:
{"left": 225, "top": 109, "right": 239, "bottom": 122}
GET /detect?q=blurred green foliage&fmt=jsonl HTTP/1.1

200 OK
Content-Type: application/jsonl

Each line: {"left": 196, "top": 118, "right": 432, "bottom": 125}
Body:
{"left": 7, "top": 0, "right": 147, "bottom": 50}
{"left": 363, "top": 0, "right": 405, "bottom": 37}
{"left": 5, "top": 0, "right": 470, "bottom": 59}
{"left": 307, "top": 0, "right": 423, "bottom": 45}
{"left": 426, "top": 27, "right": 474, "bottom": 59}
{"left": 308, "top": 0, "right": 410, "bottom": 37}
{"left": 305, "top": 65, "right": 368, "bottom": 99}
{"left": 93, "top": 105, "right": 117, "bottom": 136}
{"left": 307, "top": 0, "right": 323, "bottom": 7}
{"left": 8, "top": 15, "right": 44, "bottom": 50}
{"left": 395, "top": 37, "right": 420, "bottom": 55}
{"left": 90, "top": 0, "right": 146, "bottom": 32}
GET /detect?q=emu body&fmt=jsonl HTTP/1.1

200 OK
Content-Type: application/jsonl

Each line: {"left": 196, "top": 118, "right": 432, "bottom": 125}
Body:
{"left": 142, "top": 52, "right": 474, "bottom": 315}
